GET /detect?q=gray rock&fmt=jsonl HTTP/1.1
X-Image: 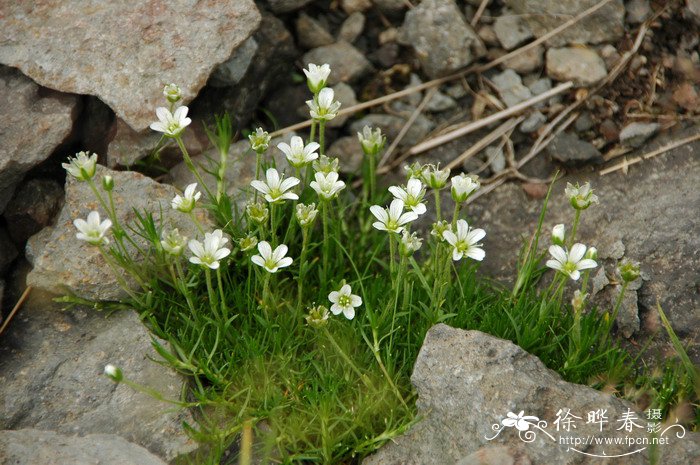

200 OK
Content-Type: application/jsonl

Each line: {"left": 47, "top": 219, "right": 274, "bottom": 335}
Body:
{"left": 574, "top": 112, "right": 595, "bottom": 132}
{"left": 209, "top": 38, "right": 259, "bottom": 87}
{"left": 0, "top": 429, "right": 168, "bottom": 465}
{"left": 590, "top": 267, "right": 610, "bottom": 296}
{"left": 527, "top": 77, "right": 553, "bottom": 96}
{"left": 493, "top": 11, "right": 533, "bottom": 50}
{"left": 302, "top": 41, "right": 373, "bottom": 85}
{"left": 364, "top": 325, "right": 700, "bottom": 465}
{"left": 457, "top": 445, "right": 532, "bottom": 465}
{"left": 486, "top": 146, "right": 506, "bottom": 173}
{"left": 505, "top": 0, "right": 625, "bottom": 47}
{"left": 0, "top": 228, "right": 18, "bottom": 275}
{"left": 328, "top": 136, "right": 363, "bottom": 174}
{"left": 327, "top": 82, "right": 357, "bottom": 128}
{"left": 491, "top": 69, "right": 532, "bottom": 107}
{"left": 0, "top": 66, "right": 79, "bottom": 214}
{"left": 349, "top": 113, "right": 435, "bottom": 148}
{"left": 619, "top": 122, "right": 660, "bottom": 148}
{"left": 0, "top": 1, "right": 261, "bottom": 132}
{"left": 427, "top": 90, "right": 458, "bottom": 112}
{"left": 609, "top": 284, "right": 640, "bottom": 338}
{"left": 296, "top": 13, "right": 335, "bottom": 49}
{"left": 338, "top": 12, "right": 366, "bottom": 44}
{"left": 626, "top": 0, "right": 651, "bottom": 24}
{"left": 0, "top": 292, "right": 197, "bottom": 462}
{"left": 373, "top": 0, "right": 408, "bottom": 14}
{"left": 4, "top": 178, "right": 64, "bottom": 245}
{"left": 687, "top": 0, "right": 700, "bottom": 24}
{"left": 602, "top": 239, "right": 626, "bottom": 260}
{"left": 546, "top": 47, "right": 608, "bottom": 86}
{"left": 268, "top": 0, "right": 313, "bottom": 13}
{"left": 477, "top": 26, "right": 500, "bottom": 47}
{"left": 501, "top": 44, "right": 544, "bottom": 74}
{"left": 26, "top": 165, "right": 211, "bottom": 301}
{"left": 398, "top": 0, "right": 486, "bottom": 78}
{"left": 519, "top": 111, "right": 546, "bottom": 134}
{"left": 340, "top": 0, "right": 373, "bottom": 14}
{"left": 547, "top": 132, "right": 602, "bottom": 165}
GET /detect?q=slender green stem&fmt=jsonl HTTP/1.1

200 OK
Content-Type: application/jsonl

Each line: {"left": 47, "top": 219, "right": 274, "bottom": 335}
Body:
{"left": 254, "top": 152, "right": 262, "bottom": 203}
{"left": 569, "top": 209, "right": 582, "bottom": 247}
{"left": 610, "top": 281, "right": 629, "bottom": 330}
{"left": 175, "top": 136, "right": 211, "bottom": 200}
{"left": 216, "top": 268, "right": 228, "bottom": 320}
{"left": 297, "top": 228, "right": 309, "bottom": 310}
{"left": 369, "top": 331, "right": 408, "bottom": 409}
{"left": 270, "top": 203, "right": 277, "bottom": 246}
{"left": 319, "top": 121, "right": 326, "bottom": 156}
{"left": 433, "top": 189, "right": 442, "bottom": 221}
{"left": 188, "top": 211, "right": 205, "bottom": 235}
{"left": 368, "top": 153, "right": 377, "bottom": 202}
{"left": 324, "top": 328, "right": 373, "bottom": 390}
{"left": 204, "top": 268, "right": 218, "bottom": 316}
{"left": 262, "top": 272, "right": 271, "bottom": 312}
{"left": 175, "top": 260, "right": 197, "bottom": 317}
{"left": 309, "top": 121, "right": 317, "bottom": 144}
{"left": 452, "top": 202, "right": 461, "bottom": 227}
{"left": 389, "top": 233, "right": 396, "bottom": 276}
{"left": 217, "top": 148, "right": 227, "bottom": 202}
{"left": 322, "top": 202, "right": 330, "bottom": 283}
{"left": 97, "top": 246, "right": 144, "bottom": 304}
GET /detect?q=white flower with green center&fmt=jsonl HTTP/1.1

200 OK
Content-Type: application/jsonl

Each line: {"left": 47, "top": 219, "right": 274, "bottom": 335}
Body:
{"left": 451, "top": 173, "right": 480, "bottom": 203}
{"left": 357, "top": 125, "right": 385, "bottom": 156}
{"left": 251, "top": 168, "right": 300, "bottom": 203}
{"left": 303, "top": 63, "right": 331, "bottom": 94}
{"left": 246, "top": 202, "right": 269, "bottom": 224}
{"left": 546, "top": 243, "right": 597, "bottom": 281}
{"left": 188, "top": 230, "right": 231, "bottom": 270}
{"left": 296, "top": 203, "right": 319, "bottom": 227}
{"left": 565, "top": 182, "right": 599, "bottom": 210}
{"left": 163, "top": 83, "right": 182, "bottom": 103}
{"left": 74, "top": 211, "right": 112, "bottom": 246}
{"left": 150, "top": 106, "right": 191, "bottom": 137}
{"left": 278, "top": 136, "right": 320, "bottom": 168}
{"left": 249, "top": 127, "right": 271, "bottom": 153}
{"left": 421, "top": 164, "right": 451, "bottom": 189}
{"left": 370, "top": 199, "right": 419, "bottom": 234}
{"left": 328, "top": 284, "right": 362, "bottom": 320}
{"left": 400, "top": 230, "right": 423, "bottom": 256}
{"left": 388, "top": 178, "right": 427, "bottom": 215}
{"left": 171, "top": 183, "right": 201, "bottom": 213}
{"left": 62, "top": 151, "right": 98, "bottom": 181}
{"left": 552, "top": 224, "right": 565, "bottom": 246}
{"left": 312, "top": 155, "right": 339, "bottom": 174}
{"left": 310, "top": 171, "right": 346, "bottom": 200}
{"left": 442, "top": 219, "right": 486, "bottom": 261}
{"left": 160, "top": 228, "right": 187, "bottom": 256}
{"left": 307, "top": 87, "right": 341, "bottom": 122}
{"left": 251, "top": 241, "right": 293, "bottom": 273}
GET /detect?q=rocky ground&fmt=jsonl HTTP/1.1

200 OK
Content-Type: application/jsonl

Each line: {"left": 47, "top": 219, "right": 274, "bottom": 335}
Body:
{"left": 0, "top": 0, "right": 698, "bottom": 463}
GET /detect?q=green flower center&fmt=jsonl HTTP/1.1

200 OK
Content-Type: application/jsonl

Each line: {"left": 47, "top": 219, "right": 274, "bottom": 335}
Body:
{"left": 338, "top": 295, "right": 351, "bottom": 307}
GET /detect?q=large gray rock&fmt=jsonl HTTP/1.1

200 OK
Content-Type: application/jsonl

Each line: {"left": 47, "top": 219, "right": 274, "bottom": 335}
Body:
{"left": 302, "top": 41, "right": 373, "bottom": 86}
{"left": 364, "top": 325, "right": 700, "bottom": 465}
{"left": 0, "top": 291, "right": 197, "bottom": 462}
{"left": 0, "top": 66, "right": 79, "bottom": 214}
{"left": 0, "top": 429, "right": 168, "bottom": 465}
{"left": 619, "top": 122, "right": 660, "bottom": 148}
{"left": 547, "top": 132, "right": 603, "bottom": 165}
{"left": 491, "top": 69, "right": 532, "bottom": 107}
{"left": 0, "top": 1, "right": 261, "bottom": 131}
{"left": 4, "top": 178, "right": 64, "bottom": 245}
{"left": 26, "top": 165, "right": 211, "bottom": 301}
{"left": 546, "top": 47, "right": 607, "bottom": 86}
{"left": 398, "top": 0, "right": 486, "bottom": 78}
{"left": 493, "top": 11, "right": 533, "bottom": 50}
{"left": 466, "top": 125, "right": 700, "bottom": 360}
{"left": 505, "top": 0, "right": 625, "bottom": 47}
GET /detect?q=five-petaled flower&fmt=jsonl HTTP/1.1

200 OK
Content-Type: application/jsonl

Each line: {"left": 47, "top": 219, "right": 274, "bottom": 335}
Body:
{"left": 278, "top": 136, "right": 320, "bottom": 168}
{"left": 442, "top": 219, "right": 486, "bottom": 261}
{"left": 188, "top": 230, "right": 231, "bottom": 269}
{"left": 161, "top": 228, "right": 187, "bottom": 256}
{"left": 502, "top": 411, "right": 539, "bottom": 431}
{"left": 62, "top": 151, "right": 98, "bottom": 181}
{"left": 328, "top": 283, "right": 362, "bottom": 320}
{"left": 388, "top": 178, "right": 427, "bottom": 215}
{"left": 565, "top": 182, "right": 599, "bottom": 210}
{"left": 150, "top": 106, "right": 191, "bottom": 137}
{"left": 546, "top": 243, "right": 597, "bottom": 281}
{"left": 171, "top": 183, "right": 201, "bottom": 213}
{"left": 303, "top": 63, "right": 331, "bottom": 94}
{"left": 249, "top": 127, "right": 272, "bottom": 153}
{"left": 310, "top": 171, "right": 346, "bottom": 200}
{"left": 370, "top": 199, "right": 419, "bottom": 234}
{"left": 451, "top": 173, "right": 480, "bottom": 203}
{"left": 251, "top": 241, "right": 293, "bottom": 273}
{"left": 74, "top": 211, "right": 112, "bottom": 246}
{"left": 251, "top": 168, "right": 300, "bottom": 203}
{"left": 307, "top": 87, "right": 341, "bottom": 121}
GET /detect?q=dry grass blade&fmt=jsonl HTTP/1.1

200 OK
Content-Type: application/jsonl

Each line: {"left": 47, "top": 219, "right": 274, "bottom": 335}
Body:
{"left": 599, "top": 133, "right": 700, "bottom": 175}
{"left": 445, "top": 117, "right": 523, "bottom": 170}
{"left": 0, "top": 286, "right": 32, "bottom": 337}
{"left": 471, "top": 0, "right": 491, "bottom": 27}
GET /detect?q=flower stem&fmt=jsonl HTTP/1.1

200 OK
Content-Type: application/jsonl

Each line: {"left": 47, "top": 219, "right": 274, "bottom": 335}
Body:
{"left": 324, "top": 327, "right": 373, "bottom": 390}
{"left": 175, "top": 136, "right": 212, "bottom": 200}
{"left": 254, "top": 152, "right": 262, "bottom": 203}
{"left": 270, "top": 203, "right": 277, "bottom": 246}
{"left": 452, "top": 202, "right": 461, "bottom": 227}
{"left": 204, "top": 268, "right": 218, "bottom": 317}
{"left": 433, "top": 189, "right": 442, "bottom": 221}
{"left": 216, "top": 268, "right": 228, "bottom": 320}
{"left": 319, "top": 121, "right": 326, "bottom": 156}
{"left": 610, "top": 281, "right": 629, "bottom": 331}
{"left": 569, "top": 209, "right": 582, "bottom": 247}
{"left": 309, "top": 121, "right": 317, "bottom": 144}
{"left": 322, "top": 201, "right": 330, "bottom": 283}
{"left": 175, "top": 260, "right": 197, "bottom": 318}
{"left": 216, "top": 147, "right": 227, "bottom": 202}
{"left": 368, "top": 153, "right": 377, "bottom": 202}
{"left": 262, "top": 272, "right": 271, "bottom": 312}
{"left": 297, "top": 228, "right": 309, "bottom": 310}
{"left": 389, "top": 233, "right": 396, "bottom": 276}
{"left": 188, "top": 211, "right": 205, "bottom": 235}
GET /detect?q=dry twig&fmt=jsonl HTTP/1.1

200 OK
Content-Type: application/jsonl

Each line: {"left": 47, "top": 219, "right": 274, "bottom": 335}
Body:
{"left": 599, "top": 133, "right": 700, "bottom": 175}
{"left": 0, "top": 286, "right": 32, "bottom": 337}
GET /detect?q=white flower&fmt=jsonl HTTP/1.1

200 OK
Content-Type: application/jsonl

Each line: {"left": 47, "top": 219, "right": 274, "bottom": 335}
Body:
{"left": 62, "top": 151, "right": 98, "bottom": 181}
{"left": 442, "top": 219, "right": 486, "bottom": 261}
{"left": 249, "top": 127, "right": 271, "bottom": 153}
{"left": 312, "top": 155, "right": 339, "bottom": 174}
{"left": 357, "top": 125, "right": 385, "bottom": 156}
{"left": 400, "top": 230, "right": 423, "bottom": 256}
{"left": 546, "top": 243, "right": 597, "bottom": 281}
{"left": 74, "top": 211, "right": 112, "bottom": 246}
{"left": 163, "top": 83, "right": 182, "bottom": 103}
{"left": 552, "top": 224, "right": 566, "bottom": 246}
{"left": 161, "top": 228, "right": 187, "bottom": 256}
{"left": 310, "top": 171, "right": 346, "bottom": 200}
{"left": 450, "top": 173, "right": 480, "bottom": 203}
{"left": 502, "top": 411, "right": 539, "bottom": 432}
{"left": 421, "top": 164, "right": 450, "bottom": 189}
{"left": 388, "top": 178, "right": 427, "bottom": 215}
{"left": 278, "top": 136, "right": 320, "bottom": 168}
{"left": 251, "top": 241, "right": 293, "bottom": 273}
{"left": 296, "top": 203, "right": 319, "bottom": 227}
{"left": 307, "top": 87, "right": 341, "bottom": 121}
{"left": 370, "top": 199, "right": 419, "bottom": 234}
{"left": 565, "top": 182, "right": 599, "bottom": 210}
{"left": 328, "top": 283, "right": 362, "bottom": 320}
{"left": 104, "top": 364, "right": 123, "bottom": 382}
{"left": 251, "top": 168, "right": 300, "bottom": 203}
{"left": 150, "top": 106, "right": 191, "bottom": 137}
{"left": 171, "top": 183, "right": 201, "bottom": 213}
{"left": 188, "top": 230, "right": 231, "bottom": 269}
{"left": 303, "top": 63, "right": 331, "bottom": 94}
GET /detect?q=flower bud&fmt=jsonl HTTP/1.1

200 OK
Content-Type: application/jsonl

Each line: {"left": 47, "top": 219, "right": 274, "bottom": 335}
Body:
{"left": 618, "top": 259, "right": 640, "bottom": 283}
{"left": 163, "top": 83, "right": 182, "bottom": 104}
{"left": 104, "top": 364, "right": 123, "bottom": 382}
{"left": 296, "top": 203, "right": 319, "bottom": 227}
{"left": 312, "top": 155, "right": 339, "bottom": 175}
{"left": 102, "top": 175, "right": 114, "bottom": 192}
{"left": 585, "top": 247, "right": 597, "bottom": 261}
{"left": 430, "top": 220, "right": 450, "bottom": 241}
{"left": 450, "top": 173, "right": 480, "bottom": 203}
{"left": 357, "top": 126, "right": 386, "bottom": 157}
{"left": 62, "top": 151, "right": 98, "bottom": 182}
{"left": 246, "top": 202, "right": 269, "bottom": 225}
{"left": 305, "top": 304, "right": 330, "bottom": 328}
{"left": 404, "top": 162, "right": 424, "bottom": 181}
{"left": 248, "top": 127, "right": 271, "bottom": 154}
{"left": 421, "top": 164, "right": 450, "bottom": 190}
{"left": 160, "top": 228, "right": 187, "bottom": 256}
{"left": 571, "top": 290, "right": 587, "bottom": 313}
{"left": 238, "top": 234, "right": 258, "bottom": 252}
{"left": 565, "top": 182, "right": 599, "bottom": 210}
{"left": 400, "top": 230, "right": 423, "bottom": 256}
{"left": 552, "top": 224, "right": 566, "bottom": 246}
{"left": 303, "top": 63, "right": 331, "bottom": 94}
